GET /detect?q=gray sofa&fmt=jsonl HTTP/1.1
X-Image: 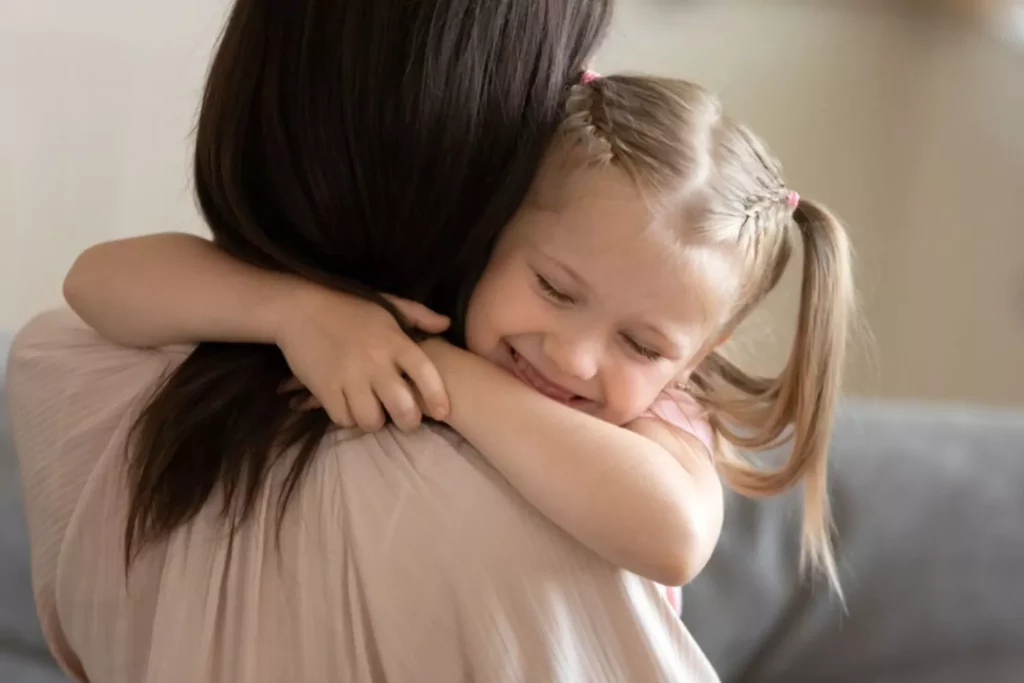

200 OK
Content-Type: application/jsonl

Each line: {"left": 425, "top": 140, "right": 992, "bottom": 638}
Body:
{"left": 3, "top": 333, "right": 1023, "bottom": 682}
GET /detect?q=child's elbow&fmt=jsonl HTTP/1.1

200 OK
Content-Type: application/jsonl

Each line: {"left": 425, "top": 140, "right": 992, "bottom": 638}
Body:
{"left": 646, "top": 546, "right": 701, "bottom": 588}
{"left": 645, "top": 511, "right": 719, "bottom": 587}
{"left": 63, "top": 246, "right": 100, "bottom": 312}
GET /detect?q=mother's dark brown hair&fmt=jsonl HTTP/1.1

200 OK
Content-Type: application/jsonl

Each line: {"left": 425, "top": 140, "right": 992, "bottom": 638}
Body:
{"left": 124, "top": 0, "right": 611, "bottom": 564}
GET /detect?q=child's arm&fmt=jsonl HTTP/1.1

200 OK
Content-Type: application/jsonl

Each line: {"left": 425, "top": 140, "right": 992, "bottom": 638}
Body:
{"left": 423, "top": 340, "right": 724, "bottom": 587}
{"left": 65, "top": 233, "right": 296, "bottom": 347}
{"left": 64, "top": 233, "right": 451, "bottom": 431}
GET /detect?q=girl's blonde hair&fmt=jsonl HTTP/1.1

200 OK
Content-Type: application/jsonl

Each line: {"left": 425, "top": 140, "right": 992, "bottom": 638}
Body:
{"left": 560, "top": 75, "right": 854, "bottom": 592}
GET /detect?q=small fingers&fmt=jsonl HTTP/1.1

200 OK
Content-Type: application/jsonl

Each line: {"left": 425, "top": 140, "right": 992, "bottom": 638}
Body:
{"left": 373, "top": 374, "right": 423, "bottom": 432}
{"left": 322, "top": 392, "right": 356, "bottom": 429}
{"left": 345, "top": 380, "right": 387, "bottom": 432}
{"left": 384, "top": 294, "right": 450, "bottom": 334}
{"left": 397, "top": 346, "right": 449, "bottom": 420}
{"left": 285, "top": 385, "right": 356, "bottom": 429}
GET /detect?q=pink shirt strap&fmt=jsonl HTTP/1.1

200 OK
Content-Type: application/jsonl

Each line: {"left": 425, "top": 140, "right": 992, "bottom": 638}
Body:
{"left": 643, "top": 388, "right": 713, "bottom": 453}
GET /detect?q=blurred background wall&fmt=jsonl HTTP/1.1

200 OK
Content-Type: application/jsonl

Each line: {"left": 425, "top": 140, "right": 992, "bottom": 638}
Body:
{"left": 2, "top": 0, "right": 1022, "bottom": 406}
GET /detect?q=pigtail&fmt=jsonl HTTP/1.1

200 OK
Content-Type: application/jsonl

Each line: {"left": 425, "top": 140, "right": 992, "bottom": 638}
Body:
{"left": 545, "top": 73, "right": 856, "bottom": 592}
{"left": 693, "top": 198, "right": 854, "bottom": 593}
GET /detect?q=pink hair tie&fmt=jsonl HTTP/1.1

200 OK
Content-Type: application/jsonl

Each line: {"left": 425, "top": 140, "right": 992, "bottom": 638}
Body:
{"left": 786, "top": 191, "right": 800, "bottom": 208}
{"left": 581, "top": 69, "right": 601, "bottom": 85}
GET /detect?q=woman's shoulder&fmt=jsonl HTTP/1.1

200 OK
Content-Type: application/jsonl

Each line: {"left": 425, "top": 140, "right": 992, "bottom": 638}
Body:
{"left": 7, "top": 309, "right": 199, "bottom": 666}
{"left": 10, "top": 308, "right": 192, "bottom": 367}
{"left": 8, "top": 308, "right": 192, "bottom": 400}
{"left": 6, "top": 308, "right": 194, "bottom": 472}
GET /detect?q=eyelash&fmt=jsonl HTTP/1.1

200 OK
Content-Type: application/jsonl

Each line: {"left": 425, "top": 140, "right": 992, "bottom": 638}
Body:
{"left": 535, "top": 273, "right": 575, "bottom": 304}
{"left": 535, "top": 273, "right": 663, "bottom": 361}
{"left": 623, "top": 335, "right": 662, "bottom": 361}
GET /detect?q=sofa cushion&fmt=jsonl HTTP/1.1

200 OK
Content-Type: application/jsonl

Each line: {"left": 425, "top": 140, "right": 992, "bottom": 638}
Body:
{"left": 685, "top": 400, "right": 1024, "bottom": 683}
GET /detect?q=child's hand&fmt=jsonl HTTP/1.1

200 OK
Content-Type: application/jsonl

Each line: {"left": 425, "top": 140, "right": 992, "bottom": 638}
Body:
{"left": 275, "top": 284, "right": 451, "bottom": 432}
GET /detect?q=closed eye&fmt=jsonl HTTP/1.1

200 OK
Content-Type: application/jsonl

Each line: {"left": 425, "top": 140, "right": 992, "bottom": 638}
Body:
{"left": 535, "top": 273, "right": 575, "bottom": 304}
{"left": 622, "top": 334, "right": 662, "bottom": 361}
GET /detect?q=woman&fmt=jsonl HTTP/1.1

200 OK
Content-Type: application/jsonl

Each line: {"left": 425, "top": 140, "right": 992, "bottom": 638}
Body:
{"left": 7, "top": 1, "right": 720, "bottom": 681}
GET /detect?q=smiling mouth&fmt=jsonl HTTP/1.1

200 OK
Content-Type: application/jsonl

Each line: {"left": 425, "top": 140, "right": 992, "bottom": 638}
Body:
{"left": 507, "top": 345, "right": 581, "bottom": 405}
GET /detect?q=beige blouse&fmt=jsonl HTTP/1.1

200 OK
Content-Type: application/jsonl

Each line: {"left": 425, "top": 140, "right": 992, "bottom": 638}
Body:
{"left": 6, "top": 309, "right": 719, "bottom": 682}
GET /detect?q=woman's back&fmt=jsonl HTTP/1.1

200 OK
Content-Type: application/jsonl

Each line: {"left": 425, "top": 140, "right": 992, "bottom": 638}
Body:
{"left": 8, "top": 309, "right": 719, "bottom": 682}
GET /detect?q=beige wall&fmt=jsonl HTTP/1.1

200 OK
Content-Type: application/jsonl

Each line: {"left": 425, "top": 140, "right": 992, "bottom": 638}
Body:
{"left": 0, "top": 0, "right": 228, "bottom": 327}
{"left": 597, "top": 2, "right": 1024, "bottom": 406}
{"left": 2, "top": 2, "right": 1022, "bottom": 405}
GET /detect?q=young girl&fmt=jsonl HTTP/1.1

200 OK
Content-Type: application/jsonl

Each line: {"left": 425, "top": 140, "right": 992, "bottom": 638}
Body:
{"left": 66, "top": 74, "right": 854, "bottom": 602}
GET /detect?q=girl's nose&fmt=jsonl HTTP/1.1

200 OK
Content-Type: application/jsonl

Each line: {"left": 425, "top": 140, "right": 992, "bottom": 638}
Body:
{"left": 542, "top": 332, "right": 601, "bottom": 382}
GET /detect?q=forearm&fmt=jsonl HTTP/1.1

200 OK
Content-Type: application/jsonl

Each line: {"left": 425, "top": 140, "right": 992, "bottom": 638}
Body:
{"left": 64, "top": 233, "right": 297, "bottom": 347}
{"left": 431, "top": 344, "right": 705, "bottom": 585}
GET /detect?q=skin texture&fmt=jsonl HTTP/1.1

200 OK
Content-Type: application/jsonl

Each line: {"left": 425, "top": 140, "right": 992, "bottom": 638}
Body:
{"left": 466, "top": 160, "right": 739, "bottom": 426}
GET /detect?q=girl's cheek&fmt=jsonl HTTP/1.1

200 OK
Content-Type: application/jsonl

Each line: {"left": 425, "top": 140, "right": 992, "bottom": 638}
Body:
{"left": 623, "top": 369, "right": 671, "bottom": 418}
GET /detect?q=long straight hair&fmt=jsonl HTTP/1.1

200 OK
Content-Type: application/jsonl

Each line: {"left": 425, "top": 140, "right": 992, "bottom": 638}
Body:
{"left": 124, "top": 0, "right": 611, "bottom": 564}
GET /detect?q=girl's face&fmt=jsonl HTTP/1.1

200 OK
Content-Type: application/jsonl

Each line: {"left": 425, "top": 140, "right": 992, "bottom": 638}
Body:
{"left": 465, "top": 163, "right": 740, "bottom": 426}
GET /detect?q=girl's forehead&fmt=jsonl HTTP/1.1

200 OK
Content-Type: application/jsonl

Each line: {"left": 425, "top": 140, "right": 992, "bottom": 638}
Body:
{"left": 530, "top": 156, "right": 646, "bottom": 215}
{"left": 520, "top": 164, "right": 653, "bottom": 244}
